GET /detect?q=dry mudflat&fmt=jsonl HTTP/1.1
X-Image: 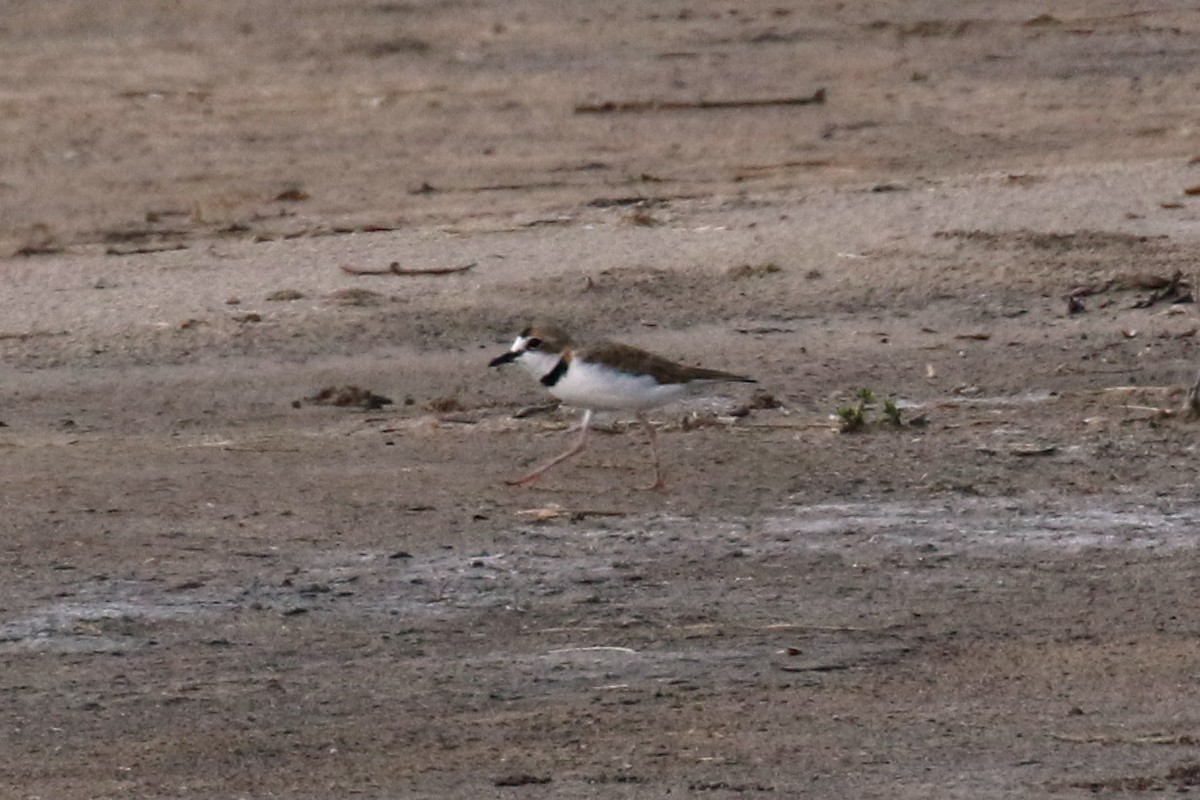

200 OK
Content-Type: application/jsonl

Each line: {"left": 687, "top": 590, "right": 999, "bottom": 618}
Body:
{"left": 4, "top": 2, "right": 1200, "bottom": 798}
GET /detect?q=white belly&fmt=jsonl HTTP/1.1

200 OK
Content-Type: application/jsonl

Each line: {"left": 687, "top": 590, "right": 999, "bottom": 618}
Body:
{"left": 549, "top": 360, "right": 689, "bottom": 411}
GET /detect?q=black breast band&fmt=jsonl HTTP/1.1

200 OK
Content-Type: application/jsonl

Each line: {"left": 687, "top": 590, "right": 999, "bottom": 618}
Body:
{"left": 540, "top": 357, "right": 569, "bottom": 387}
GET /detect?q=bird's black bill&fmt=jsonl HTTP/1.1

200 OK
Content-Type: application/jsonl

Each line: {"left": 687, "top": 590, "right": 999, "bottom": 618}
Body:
{"left": 489, "top": 350, "right": 519, "bottom": 368}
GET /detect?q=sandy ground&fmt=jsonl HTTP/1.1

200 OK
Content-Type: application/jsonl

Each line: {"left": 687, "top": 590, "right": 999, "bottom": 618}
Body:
{"left": 4, "top": 2, "right": 1200, "bottom": 797}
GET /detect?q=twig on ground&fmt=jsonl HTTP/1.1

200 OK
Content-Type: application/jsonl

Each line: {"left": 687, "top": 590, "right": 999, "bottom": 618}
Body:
{"left": 575, "top": 88, "right": 825, "bottom": 114}
{"left": 1051, "top": 732, "right": 1200, "bottom": 745}
{"left": 340, "top": 261, "right": 475, "bottom": 276}
{"left": 513, "top": 402, "right": 561, "bottom": 419}
{"left": 0, "top": 330, "right": 69, "bottom": 341}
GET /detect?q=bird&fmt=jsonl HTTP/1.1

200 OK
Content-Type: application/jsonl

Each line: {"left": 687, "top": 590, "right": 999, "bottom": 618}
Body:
{"left": 488, "top": 323, "right": 756, "bottom": 490}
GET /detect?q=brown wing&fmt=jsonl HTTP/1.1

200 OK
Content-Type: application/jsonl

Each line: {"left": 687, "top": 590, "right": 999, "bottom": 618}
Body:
{"left": 580, "top": 341, "right": 756, "bottom": 385}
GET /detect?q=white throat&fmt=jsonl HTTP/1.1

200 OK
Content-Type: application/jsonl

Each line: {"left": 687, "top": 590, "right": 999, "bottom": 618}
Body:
{"left": 510, "top": 337, "right": 564, "bottom": 382}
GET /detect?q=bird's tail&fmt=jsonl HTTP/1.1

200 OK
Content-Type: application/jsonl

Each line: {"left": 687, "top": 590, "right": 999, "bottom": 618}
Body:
{"left": 685, "top": 366, "right": 757, "bottom": 383}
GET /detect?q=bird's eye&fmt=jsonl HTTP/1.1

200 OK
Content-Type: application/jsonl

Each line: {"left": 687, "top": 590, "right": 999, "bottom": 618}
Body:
{"left": 526, "top": 337, "right": 542, "bottom": 350}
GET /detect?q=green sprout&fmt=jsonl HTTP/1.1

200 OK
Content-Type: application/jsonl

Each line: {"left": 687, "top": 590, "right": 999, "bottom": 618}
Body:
{"left": 882, "top": 398, "right": 903, "bottom": 426}
{"left": 837, "top": 403, "right": 866, "bottom": 432}
{"left": 837, "top": 388, "right": 904, "bottom": 432}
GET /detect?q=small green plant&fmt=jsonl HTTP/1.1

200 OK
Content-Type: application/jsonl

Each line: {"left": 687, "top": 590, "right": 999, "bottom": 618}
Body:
{"left": 882, "top": 398, "right": 903, "bottom": 426}
{"left": 837, "top": 402, "right": 866, "bottom": 432}
{"left": 837, "top": 388, "right": 904, "bottom": 432}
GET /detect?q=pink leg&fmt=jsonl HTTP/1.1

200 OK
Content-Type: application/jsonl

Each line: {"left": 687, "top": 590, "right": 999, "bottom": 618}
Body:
{"left": 636, "top": 412, "right": 666, "bottom": 491}
{"left": 506, "top": 410, "right": 593, "bottom": 486}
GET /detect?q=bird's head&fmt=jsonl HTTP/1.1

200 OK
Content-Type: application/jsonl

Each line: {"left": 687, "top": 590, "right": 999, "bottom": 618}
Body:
{"left": 488, "top": 324, "right": 573, "bottom": 378}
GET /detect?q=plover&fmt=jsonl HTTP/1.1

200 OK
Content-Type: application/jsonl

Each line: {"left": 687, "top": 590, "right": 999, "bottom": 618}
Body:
{"left": 489, "top": 324, "right": 755, "bottom": 490}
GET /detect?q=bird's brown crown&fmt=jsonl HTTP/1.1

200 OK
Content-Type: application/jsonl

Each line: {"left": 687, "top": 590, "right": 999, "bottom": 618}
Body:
{"left": 519, "top": 323, "right": 573, "bottom": 354}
